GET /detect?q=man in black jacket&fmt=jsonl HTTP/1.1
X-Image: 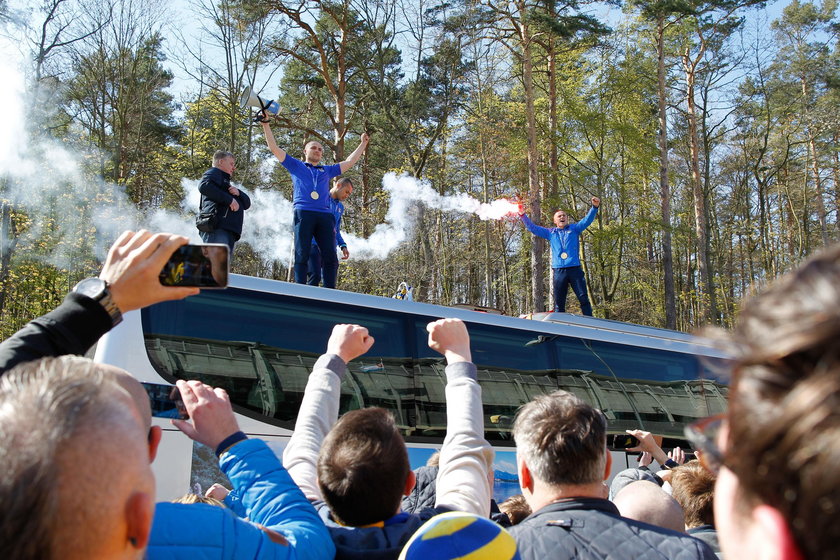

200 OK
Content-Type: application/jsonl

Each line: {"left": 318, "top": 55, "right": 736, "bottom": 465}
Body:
{"left": 507, "top": 391, "right": 716, "bottom": 560}
{"left": 197, "top": 151, "right": 251, "bottom": 254}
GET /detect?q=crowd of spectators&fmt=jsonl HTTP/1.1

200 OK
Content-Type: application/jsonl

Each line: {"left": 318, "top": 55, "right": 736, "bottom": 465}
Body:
{"left": 1, "top": 229, "right": 838, "bottom": 560}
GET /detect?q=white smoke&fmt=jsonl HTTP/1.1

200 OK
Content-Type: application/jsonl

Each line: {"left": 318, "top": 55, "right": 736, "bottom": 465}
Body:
{"left": 0, "top": 35, "right": 142, "bottom": 264}
{"left": 240, "top": 187, "right": 295, "bottom": 267}
{"left": 344, "top": 172, "right": 518, "bottom": 260}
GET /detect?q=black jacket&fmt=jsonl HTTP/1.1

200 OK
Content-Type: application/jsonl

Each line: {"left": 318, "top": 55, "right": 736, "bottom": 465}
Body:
{"left": 198, "top": 167, "right": 251, "bottom": 239}
{"left": 0, "top": 293, "right": 111, "bottom": 374}
{"left": 509, "top": 497, "right": 716, "bottom": 560}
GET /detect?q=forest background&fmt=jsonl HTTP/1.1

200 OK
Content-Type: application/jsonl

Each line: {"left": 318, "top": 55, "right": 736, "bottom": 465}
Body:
{"left": 0, "top": 0, "right": 837, "bottom": 338}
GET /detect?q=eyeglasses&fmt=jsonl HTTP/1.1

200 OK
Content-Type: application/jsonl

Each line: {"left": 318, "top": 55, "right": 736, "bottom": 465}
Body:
{"left": 684, "top": 414, "right": 726, "bottom": 475}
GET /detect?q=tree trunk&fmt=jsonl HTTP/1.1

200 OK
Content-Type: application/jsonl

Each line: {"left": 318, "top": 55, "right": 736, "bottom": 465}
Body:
{"left": 683, "top": 45, "right": 717, "bottom": 324}
{"left": 807, "top": 129, "right": 829, "bottom": 246}
{"left": 548, "top": 39, "right": 559, "bottom": 202}
{"left": 0, "top": 201, "right": 21, "bottom": 319}
{"left": 656, "top": 18, "right": 677, "bottom": 329}
{"left": 833, "top": 132, "right": 840, "bottom": 235}
{"left": 518, "top": 3, "right": 545, "bottom": 312}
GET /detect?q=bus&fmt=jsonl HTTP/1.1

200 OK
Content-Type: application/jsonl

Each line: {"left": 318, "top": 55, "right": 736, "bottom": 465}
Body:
{"left": 94, "top": 274, "right": 730, "bottom": 502}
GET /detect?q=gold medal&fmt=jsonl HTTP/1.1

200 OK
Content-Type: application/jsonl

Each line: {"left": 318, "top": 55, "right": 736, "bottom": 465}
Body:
{"left": 310, "top": 191, "right": 319, "bottom": 200}
{"left": 560, "top": 252, "right": 568, "bottom": 259}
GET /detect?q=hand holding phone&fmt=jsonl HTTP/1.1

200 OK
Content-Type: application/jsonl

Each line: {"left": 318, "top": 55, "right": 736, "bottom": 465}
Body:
{"left": 99, "top": 231, "right": 199, "bottom": 313}
{"left": 611, "top": 434, "right": 641, "bottom": 449}
{"left": 159, "top": 243, "right": 229, "bottom": 288}
{"left": 142, "top": 382, "right": 189, "bottom": 419}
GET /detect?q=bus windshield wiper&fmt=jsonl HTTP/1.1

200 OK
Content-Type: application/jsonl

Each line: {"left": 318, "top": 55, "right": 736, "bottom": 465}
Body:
{"left": 525, "top": 334, "right": 559, "bottom": 347}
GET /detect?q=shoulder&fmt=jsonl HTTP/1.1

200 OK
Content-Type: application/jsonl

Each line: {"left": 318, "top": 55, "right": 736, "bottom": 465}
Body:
{"left": 150, "top": 502, "right": 237, "bottom": 552}
{"left": 282, "top": 154, "right": 305, "bottom": 172}
{"left": 512, "top": 509, "right": 713, "bottom": 560}
{"left": 220, "top": 438, "right": 280, "bottom": 475}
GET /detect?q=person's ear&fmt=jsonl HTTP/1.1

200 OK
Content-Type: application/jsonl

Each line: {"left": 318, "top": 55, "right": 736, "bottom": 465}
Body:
{"left": 752, "top": 505, "right": 805, "bottom": 560}
{"left": 125, "top": 491, "right": 155, "bottom": 551}
{"left": 603, "top": 449, "right": 613, "bottom": 481}
{"left": 147, "top": 425, "right": 163, "bottom": 463}
{"left": 518, "top": 458, "right": 533, "bottom": 494}
{"left": 403, "top": 469, "right": 417, "bottom": 496}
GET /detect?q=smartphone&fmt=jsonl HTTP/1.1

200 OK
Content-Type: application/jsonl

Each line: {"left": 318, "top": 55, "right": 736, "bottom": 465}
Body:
{"left": 611, "top": 434, "right": 640, "bottom": 449}
{"left": 141, "top": 382, "right": 189, "bottom": 419}
{"left": 159, "top": 243, "right": 229, "bottom": 288}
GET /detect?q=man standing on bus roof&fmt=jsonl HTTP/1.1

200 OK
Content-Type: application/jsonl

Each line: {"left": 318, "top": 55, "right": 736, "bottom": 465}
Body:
{"left": 308, "top": 177, "right": 353, "bottom": 287}
{"left": 197, "top": 151, "right": 251, "bottom": 255}
{"left": 519, "top": 197, "right": 600, "bottom": 316}
{"left": 259, "top": 115, "right": 368, "bottom": 289}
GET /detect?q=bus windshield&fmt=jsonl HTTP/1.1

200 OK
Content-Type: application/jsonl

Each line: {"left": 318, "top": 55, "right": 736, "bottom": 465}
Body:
{"left": 141, "top": 286, "right": 729, "bottom": 445}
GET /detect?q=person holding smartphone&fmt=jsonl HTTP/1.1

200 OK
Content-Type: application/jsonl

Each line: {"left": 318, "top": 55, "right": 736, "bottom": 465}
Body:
{"left": 0, "top": 230, "right": 200, "bottom": 374}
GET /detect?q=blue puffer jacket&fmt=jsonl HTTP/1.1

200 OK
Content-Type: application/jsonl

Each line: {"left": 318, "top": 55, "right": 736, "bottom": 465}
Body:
{"left": 147, "top": 438, "right": 335, "bottom": 560}
{"left": 400, "top": 466, "right": 438, "bottom": 514}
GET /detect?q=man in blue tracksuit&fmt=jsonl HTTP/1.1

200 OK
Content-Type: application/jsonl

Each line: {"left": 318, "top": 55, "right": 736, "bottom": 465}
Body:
{"left": 519, "top": 197, "right": 600, "bottom": 316}
{"left": 260, "top": 118, "right": 368, "bottom": 288}
{"left": 308, "top": 178, "right": 353, "bottom": 286}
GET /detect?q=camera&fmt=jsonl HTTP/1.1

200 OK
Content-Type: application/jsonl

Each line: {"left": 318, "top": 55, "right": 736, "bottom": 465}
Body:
{"left": 159, "top": 243, "right": 229, "bottom": 288}
{"left": 141, "top": 382, "right": 188, "bottom": 419}
{"left": 611, "top": 434, "right": 640, "bottom": 449}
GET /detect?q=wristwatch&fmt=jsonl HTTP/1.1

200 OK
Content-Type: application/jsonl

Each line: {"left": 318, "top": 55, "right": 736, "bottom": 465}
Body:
{"left": 73, "top": 277, "right": 123, "bottom": 327}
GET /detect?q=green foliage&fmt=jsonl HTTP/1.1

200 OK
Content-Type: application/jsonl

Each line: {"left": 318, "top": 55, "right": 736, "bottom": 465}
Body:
{"left": 2, "top": 0, "right": 838, "bottom": 334}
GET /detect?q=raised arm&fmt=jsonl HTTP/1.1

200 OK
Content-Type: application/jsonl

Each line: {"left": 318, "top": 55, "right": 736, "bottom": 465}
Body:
{"left": 261, "top": 120, "right": 287, "bottom": 163}
{"left": 519, "top": 213, "right": 552, "bottom": 240}
{"left": 282, "top": 324, "right": 374, "bottom": 501}
{"left": 339, "top": 133, "right": 369, "bottom": 174}
{"left": 0, "top": 231, "right": 198, "bottom": 374}
{"left": 573, "top": 197, "right": 600, "bottom": 232}
{"left": 160, "top": 380, "right": 334, "bottom": 560}
{"left": 427, "top": 318, "right": 493, "bottom": 516}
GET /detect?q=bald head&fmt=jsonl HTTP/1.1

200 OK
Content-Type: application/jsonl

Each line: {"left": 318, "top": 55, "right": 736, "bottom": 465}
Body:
{"left": 0, "top": 356, "right": 155, "bottom": 560}
{"left": 613, "top": 481, "right": 685, "bottom": 533}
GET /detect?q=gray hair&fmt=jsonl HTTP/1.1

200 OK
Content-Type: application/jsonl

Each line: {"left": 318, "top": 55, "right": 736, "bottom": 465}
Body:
{"left": 212, "top": 150, "right": 234, "bottom": 166}
{"left": 0, "top": 356, "right": 146, "bottom": 559}
{"left": 513, "top": 390, "right": 607, "bottom": 486}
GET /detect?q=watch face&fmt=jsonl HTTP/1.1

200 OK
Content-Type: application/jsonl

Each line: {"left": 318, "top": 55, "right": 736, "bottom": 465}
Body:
{"left": 75, "top": 278, "right": 107, "bottom": 299}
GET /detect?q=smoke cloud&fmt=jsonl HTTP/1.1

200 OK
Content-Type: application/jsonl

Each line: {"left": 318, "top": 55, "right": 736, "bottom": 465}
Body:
{"left": 345, "top": 172, "right": 519, "bottom": 259}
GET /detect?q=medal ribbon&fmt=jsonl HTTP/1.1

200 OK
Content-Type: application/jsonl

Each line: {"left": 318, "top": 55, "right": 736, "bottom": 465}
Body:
{"left": 557, "top": 228, "right": 570, "bottom": 260}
